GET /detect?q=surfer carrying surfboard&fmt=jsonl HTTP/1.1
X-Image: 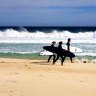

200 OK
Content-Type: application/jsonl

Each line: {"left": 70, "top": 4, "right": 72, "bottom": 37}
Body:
{"left": 53, "top": 41, "right": 64, "bottom": 65}
{"left": 47, "top": 41, "right": 56, "bottom": 63}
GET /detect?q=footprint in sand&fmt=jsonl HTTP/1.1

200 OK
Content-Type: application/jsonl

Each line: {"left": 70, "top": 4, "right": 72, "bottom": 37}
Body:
{"left": 1, "top": 61, "right": 5, "bottom": 63}
{"left": 10, "top": 91, "right": 13, "bottom": 93}
{"left": 1, "top": 91, "right": 3, "bottom": 93}
{"left": 14, "top": 73, "right": 19, "bottom": 75}
{"left": 9, "top": 73, "right": 20, "bottom": 75}
{"left": 9, "top": 91, "right": 14, "bottom": 96}
{"left": 79, "top": 80, "right": 84, "bottom": 82}
{"left": 6, "top": 80, "right": 18, "bottom": 83}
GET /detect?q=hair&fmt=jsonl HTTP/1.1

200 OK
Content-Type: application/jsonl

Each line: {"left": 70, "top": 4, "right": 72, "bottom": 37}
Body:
{"left": 52, "top": 41, "right": 56, "bottom": 44}
{"left": 68, "top": 38, "right": 71, "bottom": 42}
{"left": 59, "top": 41, "right": 63, "bottom": 44}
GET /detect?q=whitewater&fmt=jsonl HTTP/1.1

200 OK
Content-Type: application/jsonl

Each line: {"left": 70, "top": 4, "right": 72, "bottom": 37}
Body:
{"left": 0, "top": 28, "right": 96, "bottom": 43}
{"left": 0, "top": 27, "right": 96, "bottom": 57}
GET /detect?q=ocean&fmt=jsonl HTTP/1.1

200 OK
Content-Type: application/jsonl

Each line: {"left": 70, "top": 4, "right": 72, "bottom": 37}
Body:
{"left": 0, "top": 26, "right": 96, "bottom": 60}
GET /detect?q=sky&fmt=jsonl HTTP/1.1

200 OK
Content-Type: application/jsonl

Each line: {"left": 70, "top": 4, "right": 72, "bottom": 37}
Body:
{"left": 0, "top": 0, "right": 96, "bottom": 26}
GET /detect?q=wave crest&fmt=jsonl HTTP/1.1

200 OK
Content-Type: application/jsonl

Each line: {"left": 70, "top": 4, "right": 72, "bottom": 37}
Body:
{"left": 0, "top": 28, "right": 96, "bottom": 43}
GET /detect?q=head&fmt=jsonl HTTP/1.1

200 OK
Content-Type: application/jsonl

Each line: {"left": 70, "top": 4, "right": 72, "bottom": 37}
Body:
{"left": 68, "top": 38, "right": 71, "bottom": 42}
{"left": 59, "top": 41, "right": 63, "bottom": 45}
{"left": 52, "top": 41, "right": 56, "bottom": 45}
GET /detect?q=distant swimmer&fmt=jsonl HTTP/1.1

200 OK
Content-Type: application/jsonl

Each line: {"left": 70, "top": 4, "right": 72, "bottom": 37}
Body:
{"left": 47, "top": 41, "right": 56, "bottom": 63}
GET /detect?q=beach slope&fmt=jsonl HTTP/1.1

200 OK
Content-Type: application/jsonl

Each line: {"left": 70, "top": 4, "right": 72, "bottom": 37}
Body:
{"left": 0, "top": 58, "right": 96, "bottom": 96}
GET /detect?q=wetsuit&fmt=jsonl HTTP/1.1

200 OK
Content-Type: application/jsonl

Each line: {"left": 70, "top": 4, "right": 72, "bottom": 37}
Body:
{"left": 47, "top": 44, "right": 56, "bottom": 63}
{"left": 53, "top": 44, "right": 64, "bottom": 65}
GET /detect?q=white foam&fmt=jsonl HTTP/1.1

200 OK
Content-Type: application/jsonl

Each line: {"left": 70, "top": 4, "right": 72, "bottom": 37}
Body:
{"left": 0, "top": 29, "right": 96, "bottom": 43}
{"left": 75, "top": 53, "right": 96, "bottom": 56}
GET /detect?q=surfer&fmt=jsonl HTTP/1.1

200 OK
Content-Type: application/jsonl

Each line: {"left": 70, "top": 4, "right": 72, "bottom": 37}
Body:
{"left": 66, "top": 38, "right": 71, "bottom": 51}
{"left": 64, "top": 38, "right": 73, "bottom": 63}
{"left": 53, "top": 41, "right": 64, "bottom": 65}
{"left": 47, "top": 41, "right": 56, "bottom": 63}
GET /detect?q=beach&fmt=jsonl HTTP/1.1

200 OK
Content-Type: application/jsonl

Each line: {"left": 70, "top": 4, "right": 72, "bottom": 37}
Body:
{"left": 0, "top": 58, "right": 96, "bottom": 96}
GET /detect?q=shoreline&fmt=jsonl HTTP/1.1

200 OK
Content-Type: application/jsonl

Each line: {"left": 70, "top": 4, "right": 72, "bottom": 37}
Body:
{"left": 0, "top": 53, "right": 96, "bottom": 64}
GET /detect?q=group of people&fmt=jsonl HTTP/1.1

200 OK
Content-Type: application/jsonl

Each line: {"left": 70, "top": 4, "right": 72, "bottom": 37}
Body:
{"left": 47, "top": 38, "right": 72, "bottom": 66}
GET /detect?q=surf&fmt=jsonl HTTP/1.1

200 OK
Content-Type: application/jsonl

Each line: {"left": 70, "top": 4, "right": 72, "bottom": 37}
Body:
{"left": 0, "top": 28, "right": 96, "bottom": 43}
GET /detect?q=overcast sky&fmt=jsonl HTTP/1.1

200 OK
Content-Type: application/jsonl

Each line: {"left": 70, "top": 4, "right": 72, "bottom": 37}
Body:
{"left": 0, "top": 0, "right": 96, "bottom": 26}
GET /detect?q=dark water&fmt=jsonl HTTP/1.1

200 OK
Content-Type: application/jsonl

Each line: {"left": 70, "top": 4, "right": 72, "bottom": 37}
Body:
{"left": 0, "top": 26, "right": 96, "bottom": 33}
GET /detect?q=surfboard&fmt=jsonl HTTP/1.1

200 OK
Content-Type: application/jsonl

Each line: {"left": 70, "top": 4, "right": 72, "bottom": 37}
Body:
{"left": 40, "top": 50, "right": 53, "bottom": 56}
{"left": 62, "top": 45, "right": 83, "bottom": 53}
{"left": 43, "top": 46, "right": 75, "bottom": 57}
{"left": 40, "top": 45, "right": 83, "bottom": 56}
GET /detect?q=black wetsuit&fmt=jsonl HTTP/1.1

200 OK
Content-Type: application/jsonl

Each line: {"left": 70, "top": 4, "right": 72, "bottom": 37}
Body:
{"left": 53, "top": 44, "right": 64, "bottom": 65}
{"left": 47, "top": 44, "right": 56, "bottom": 63}
{"left": 66, "top": 42, "right": 70, "bottom": 51}
{"left": 66, "top": 42, "right": 73, "bottom": 63}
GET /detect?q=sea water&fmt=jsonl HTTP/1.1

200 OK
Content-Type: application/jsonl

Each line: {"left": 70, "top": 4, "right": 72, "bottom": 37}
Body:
{"left": 0, "top": 26, "right": 96, "bottom": 60}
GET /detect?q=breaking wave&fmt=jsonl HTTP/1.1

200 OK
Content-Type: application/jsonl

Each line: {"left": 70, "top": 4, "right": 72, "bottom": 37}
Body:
{"left": 0, "top": 28, "right": 96, "bottom": 43}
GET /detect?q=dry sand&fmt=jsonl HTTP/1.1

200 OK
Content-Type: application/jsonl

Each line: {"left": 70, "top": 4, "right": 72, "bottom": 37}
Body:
{"left": 0, "top": 58, "right": 96, "bottom": 96}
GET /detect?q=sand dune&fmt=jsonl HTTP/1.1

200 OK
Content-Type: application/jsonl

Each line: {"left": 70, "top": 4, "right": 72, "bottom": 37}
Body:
{"left": 0, "top": 58, "right": 96, "bottom": 96}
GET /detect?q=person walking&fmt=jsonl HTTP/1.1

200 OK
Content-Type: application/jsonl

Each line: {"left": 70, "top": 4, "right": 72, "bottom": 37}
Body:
{"left": 53, "top": 41, "right": 64, "bottom": 66}
{"left": 65, "top": 38, "right": 73, "bottom": 63}
{"left": 47, "top": 41, "right": 56, "bottom": 63}
{"left": 66, "top": 38, "right": 71, "bottom": 51}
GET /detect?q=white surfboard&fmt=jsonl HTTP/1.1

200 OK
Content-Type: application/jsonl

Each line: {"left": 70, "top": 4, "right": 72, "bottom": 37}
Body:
{"left": 62, "top": 45, "right": 83, "bottom": 53}
{"left": 40, "top": 45, "right": 83, "bottom": 56}
{"left": 40, "top": 50, "right": 53, "bottom": 56}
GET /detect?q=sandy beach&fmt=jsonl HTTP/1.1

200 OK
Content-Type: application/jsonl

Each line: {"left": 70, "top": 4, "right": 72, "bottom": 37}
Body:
{"left": 0, "top": 58, "right": 96, "bottom": 96}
